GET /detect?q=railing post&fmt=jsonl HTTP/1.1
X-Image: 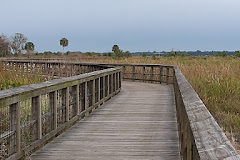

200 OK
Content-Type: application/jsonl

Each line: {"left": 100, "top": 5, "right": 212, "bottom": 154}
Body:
{"left": 142, "top": 66, "right": 145, "bottom": 82}
{"left": 98, "top": 77, "right": 101, "bottom": 107}
{"left": 103, "top": 76, "right": 105, "bottom": 101}
{"left": 122, "top": 66, "right": 125, "bottom": 80}
{"left": 9, "top": 103, "right": 21, "bottom": 155}
{"left": 114, "top": 73, "right": 117, "bottom": 93}
{"left": 66, "top": 87, "right": 70, "bottom": 121}
{"left": 166, "top": 67, "right": 169, "bottom": 84}
{"left": 32, "top": 95, "right": 42, "bottom": 140}
{"left": 61, "top": 88, "right": 69, "bottom": 122}
{"left": 107, "top": 75, "right": 110, "bottom": 96}
{"left": 150, "top": 66, "right": 154, "bottom": 83}
{"left": 76, "top": 84, "right": 80, "bottom": 115}
{"left": 9, "top": 104, "right": 16, "bottom": 155}
{"left": 16, "top": 103, "right": 20, "bottom": 154}
{"left": 72, "top": 84, "right": 80, "bottom": 116}
{"left": 50, "top": 91, "right": 58, "bottom": 130}
{"left": 132, "top": 66, "right": 135, "bottom": 81}
{"left": 92, "top": 79, "right": 95, "bottom": 106}
{"left": 116, "top": 72, "right": 119, "bottom": 90}
{"left": 159, "top": 66, "right": 162, "bottom": 84}
{"left": 111, "top": 74, "right": 113, "bottom": 94}
{"left": 85, "top": 81, "right": 88, "bottom": 109}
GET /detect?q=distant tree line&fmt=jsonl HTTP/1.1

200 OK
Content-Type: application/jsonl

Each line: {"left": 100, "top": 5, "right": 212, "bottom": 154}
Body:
{"left": 0, "top": 33, "right": 35, "bottom": 57}
{"left": 0, "top": 33, "right": 70, "bottom": 57}
{"left": 1, "top": 33, "right": 240, "bottom": 58}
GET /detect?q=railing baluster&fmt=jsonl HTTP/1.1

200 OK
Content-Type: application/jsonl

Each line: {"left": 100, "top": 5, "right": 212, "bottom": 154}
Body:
{"left": 92, "top": 79, "right": 95, "bottom": 106}
{"left": 85, "top": 81, "right": 88, "bottom": 110}
{"left": 166, "top": 67, "right": 169, "bottom": 84}
{"left": 159, "top": 66, "right": 162, "bottom": 84}
{"left": 123, "top": 66, "right": 125, "bottom": 80}
{"left": 132, "top": 66, "right": 135, "bottom": 81}
{"left": 150, "top": 66, "right": 153, "bottom": 83}
{"left": 32, "top": 95, "right": 42, "bottom": 140}
{"left": 114, "top": 73, "right": 117, "bottom": 93}
{"left": 142, "top": 66, "right": 145, "bottom": 82}
{"left": 50, "top": 91, "right": 58, "bottom": 130}
{"left": 111, "top": 74, "right": 114, "bottom": 94}
{"left": 103, "top": 76, "right": 106, "bottom": 101}
{"left": 98, "top": 77, "right": 101, "bottom": 107}
{"left": 15, "top": 102, "right": 21, "bottom": 154}
{"left": 9, "top": 103, "right": 17, "bottom": 155}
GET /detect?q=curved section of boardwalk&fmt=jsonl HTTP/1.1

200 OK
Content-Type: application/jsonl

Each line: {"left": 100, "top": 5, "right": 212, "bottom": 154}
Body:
{"left": 30, "top": 82, "right": 181, "bottom": 160}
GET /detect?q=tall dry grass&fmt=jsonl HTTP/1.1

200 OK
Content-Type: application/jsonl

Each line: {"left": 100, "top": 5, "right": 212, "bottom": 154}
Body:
{"left": 0, "top": 62, "right": 49, "bottom": 90}
{"left": 78, "top": 56, "right": 240, "bottom": 149}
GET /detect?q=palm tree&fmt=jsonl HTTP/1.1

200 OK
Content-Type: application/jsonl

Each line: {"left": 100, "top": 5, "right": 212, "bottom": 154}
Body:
{"left": 112, "top": 45, "right": 119, "bottom": 53}
{"left": 60, "top": 38, "right": 68, "bottom": 55}
{"left": 25, "top": 42, "right": 34, "bottom": 55}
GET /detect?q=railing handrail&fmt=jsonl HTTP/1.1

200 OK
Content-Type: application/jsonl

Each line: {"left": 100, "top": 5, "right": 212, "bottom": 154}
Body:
{"left": 0, "top": 67, "right": 119, "bottom": 107}
{"left": 173, "top": 66, "right": 240, "bottom": 159}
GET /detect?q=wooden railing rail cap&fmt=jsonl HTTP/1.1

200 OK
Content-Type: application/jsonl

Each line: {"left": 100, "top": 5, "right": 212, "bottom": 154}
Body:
{"left": 173, "top": 67, "right": 240, "bottom": 159}
{"left": 0, "top": 67, "right": 120, "bottom": 107}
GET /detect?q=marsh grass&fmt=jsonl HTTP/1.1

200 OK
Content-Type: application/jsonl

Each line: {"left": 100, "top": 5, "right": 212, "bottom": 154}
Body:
{"left": 76, "top": 56, "right": 240, "bottom": 149}
{"left": 0, "top": 62, "right": 51, "bottom": 90}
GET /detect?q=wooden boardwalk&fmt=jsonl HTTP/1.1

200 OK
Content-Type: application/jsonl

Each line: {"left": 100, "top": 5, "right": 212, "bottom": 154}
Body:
{"left": 30, "top": 82, "right": 181, "bottom": 160}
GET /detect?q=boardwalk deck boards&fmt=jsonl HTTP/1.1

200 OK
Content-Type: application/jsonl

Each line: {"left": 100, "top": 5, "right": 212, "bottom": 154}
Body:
{"left": 30, "top": 82, "right": 181, "bottom": 160}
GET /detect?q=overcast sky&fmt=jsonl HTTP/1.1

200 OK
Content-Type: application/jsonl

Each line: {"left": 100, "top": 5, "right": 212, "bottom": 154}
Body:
{"left": 1, "top": 0, "right": 240, "bottom": 52}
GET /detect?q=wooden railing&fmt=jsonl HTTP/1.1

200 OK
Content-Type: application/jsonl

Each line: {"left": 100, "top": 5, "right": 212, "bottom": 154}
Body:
{"left": 1, "top": 60, "right": 110, "bottom": 79}
{"left": 98, "top": 63, "right": 174, "bottom": 84}
{"left": 1, "top": 60, "right": 174, "bottom": 84}
{"left": 173, "top": 66, "right": 240, "bottom": 160}
{"left": 0, "top": 63, "right": 121, "bottom": 160}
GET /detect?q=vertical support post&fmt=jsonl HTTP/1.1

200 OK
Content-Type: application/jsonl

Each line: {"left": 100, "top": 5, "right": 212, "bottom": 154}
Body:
{"left": 166, "top": 67, "right": 169, "bottom": 84}
{"left": 142, "top": 66, "right": 145, "bottom": 82}
{"left": 92, "top": 79, "right": 95, "bottom": 106}
{"left": 76, "top": 84, "right": 80, "bottom": 115}
{"left": 50, "top": 91, "right": 58, "bottom": 130}
{"left": 159, "top": 66, "right": 163, "bottom": 84}
{"left": 132, "top": 66, "right": 135, "bottom": 81}
{"left": 107, "top": 75, "right": 110, "bottom": 96}
{"left": 123, "top": 66, "right": 125, "bottom": 80}
{"left": 9, "top": 103, "right": 19, "bottom": 155}
{"left": 32, "top": 95, "right": 42, "bottom": 140}
{"left": 103, "top": 76, "right": 106, "bottom": 100}
{"left": 15, "top": 103, "right": 20, "bottom": 154}
{"left": 116, "top": 72, "right": 119, "bottom": 90}
{"left": 66, "top": 87, "right": 69, "bottom": 121}
{"left": 114, "top": 73, "right": 117, "bottom": 93}
{"left": 150, "top": 66, "right": 154, "bottom": 83}
{"left": 98, "top": 77, "right": 101, "bottom": 106}
{"left": 119, "top": 72, "right": 121, "bottom": 89}
{"left": 85, "top": 81, "right": 88, "bottom": 109}
{"left": 111, "top": 74, "right": 113, "bottom": 95}
{"left": 9, "top": 104, "right": 16, "bottom": 155}
{"left": 61, "top": 88, "right": 66, "bottom": 123}
{"left": 72, "top": 84, "right": 80, "bottom": 116}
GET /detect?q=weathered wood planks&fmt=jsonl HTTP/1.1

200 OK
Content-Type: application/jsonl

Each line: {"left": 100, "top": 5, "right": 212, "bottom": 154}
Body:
{"left": 30, "top": 82, "right": 181, "bottom": 160}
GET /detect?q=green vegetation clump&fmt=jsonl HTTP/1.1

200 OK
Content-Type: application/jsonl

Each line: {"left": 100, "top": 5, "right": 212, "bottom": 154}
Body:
{"left": 215, "top": 51, "right": 227, "bottom": 57}
{"left": 0, "top": 63, "right": 51, "bottom": 90}
{"left": 234, "top": 51, "right": 240, "bottom": 57}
